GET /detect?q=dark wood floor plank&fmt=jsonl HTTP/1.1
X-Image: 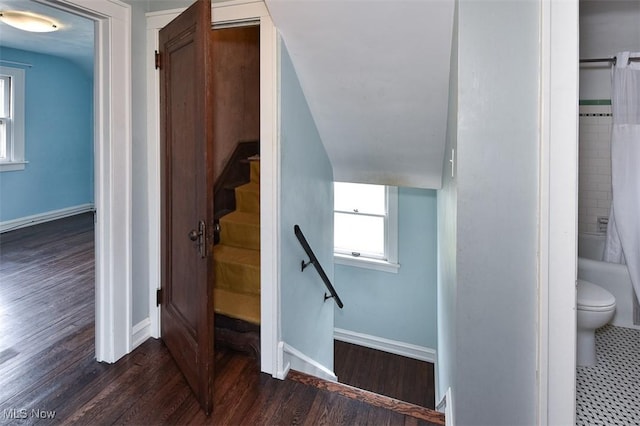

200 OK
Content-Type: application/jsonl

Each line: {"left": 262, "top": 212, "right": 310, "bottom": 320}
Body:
{"left": 233, "top": 372, "right": 285, "bottom": 425}
{"left": 335, "top": 340, "right": 436, "bottom": 409}
{"left": 0, "top": 324, "right": 95, "bottom": 411}
{"left": 1, "top": 214, "right": 442, "bottom": 425}
{"left": 211, "top": 357, "right": 262, "bottom": 425}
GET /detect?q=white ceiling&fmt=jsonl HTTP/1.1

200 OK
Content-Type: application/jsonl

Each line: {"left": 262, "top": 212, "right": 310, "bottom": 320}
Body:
{"left": 580, "top": 0, "right": 640, "bottom": 58}
{"left": 265, "top": 0, "right": 455, "bottom": 189}
{"left": 579, "top": 1, "right": 640, "bottom": 100}
{"left": 0, "top": 0, "right": 93, "bottom": 75}
{"left": 0, "top": 0, "right": 456, "bottom": 188}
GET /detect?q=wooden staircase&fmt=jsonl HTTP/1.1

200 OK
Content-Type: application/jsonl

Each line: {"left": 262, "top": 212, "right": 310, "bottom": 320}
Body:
{"left": 214, "top": 158, "right": 261, "bottom": 356}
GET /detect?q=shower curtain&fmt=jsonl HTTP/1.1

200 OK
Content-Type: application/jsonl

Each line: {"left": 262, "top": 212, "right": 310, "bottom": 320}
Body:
{"left": 604, "top": 51, "right": 640, "bottom": 305}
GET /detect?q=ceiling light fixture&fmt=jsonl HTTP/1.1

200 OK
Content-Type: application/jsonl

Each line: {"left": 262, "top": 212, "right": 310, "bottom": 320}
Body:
{"left": 0, "top": 10, "right": 59, "bottom": 33}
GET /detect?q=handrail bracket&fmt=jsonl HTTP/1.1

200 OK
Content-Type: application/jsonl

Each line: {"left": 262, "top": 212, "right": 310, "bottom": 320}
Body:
{"left": 294, "top": 224, "right": 344, "bottom": 309}
{"left": 301, "top": 259, "right": 313, "bottom": 272}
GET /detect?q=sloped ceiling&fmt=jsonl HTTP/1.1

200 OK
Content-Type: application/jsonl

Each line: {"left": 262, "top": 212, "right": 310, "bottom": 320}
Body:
{"left": 265, "top": 0, "right": 454, "bottom": 189}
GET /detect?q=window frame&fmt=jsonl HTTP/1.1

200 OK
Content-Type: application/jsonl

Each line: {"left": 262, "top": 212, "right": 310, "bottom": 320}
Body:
{"left": 334, "top": 184, "right": 400, "bottom": 273}
{"left": 0, "top": 65, "right": 26, "bottom": 172}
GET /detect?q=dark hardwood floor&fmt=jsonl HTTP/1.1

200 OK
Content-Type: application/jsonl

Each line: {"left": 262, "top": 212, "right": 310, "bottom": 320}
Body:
{"left": 334, "top": 341, "right": 435, "bottom": 409}
{"left": 0, "top": 214, "right": 440, "bottom": 425}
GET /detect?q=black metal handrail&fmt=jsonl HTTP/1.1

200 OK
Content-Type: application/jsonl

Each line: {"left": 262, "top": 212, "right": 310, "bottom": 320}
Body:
{"left": 294, "top": 225, "right": 344, "bottom": 309}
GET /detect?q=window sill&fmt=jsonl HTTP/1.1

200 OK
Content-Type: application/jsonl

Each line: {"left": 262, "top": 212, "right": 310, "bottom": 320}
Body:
{"left": 334, "top": 254, "right": 400, "bottom": 274}
{"left": 0, "top": 161, "right": 27, "bottom": 172}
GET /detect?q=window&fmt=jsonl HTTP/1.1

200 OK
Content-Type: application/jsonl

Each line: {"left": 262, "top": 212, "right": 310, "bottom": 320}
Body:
{"left": 0, "top": 66, "right": 26, "bottom": 172}
{"left": 334, "top": 182, "right": 399, "bottom": 273}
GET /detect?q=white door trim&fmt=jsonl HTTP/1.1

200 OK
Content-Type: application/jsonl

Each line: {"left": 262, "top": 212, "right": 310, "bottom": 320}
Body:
{"left": 146, "top": 0, "right": 281, "bottom": 377}
{"left": 41, "top": 0, "right": 133, "bottom": 363}
{"left": 538, "top": 0, "right": 578, "bottom": 423}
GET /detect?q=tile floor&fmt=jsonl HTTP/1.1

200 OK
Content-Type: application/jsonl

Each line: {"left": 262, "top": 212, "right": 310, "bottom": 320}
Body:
{"left": 576, "top": 325, "right": 640, "bottom": 425}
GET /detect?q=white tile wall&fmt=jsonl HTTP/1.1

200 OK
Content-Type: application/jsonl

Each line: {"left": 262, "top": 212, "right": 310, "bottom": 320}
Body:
{"left": 579, "top": 104, "right": 612, "bottom": 234}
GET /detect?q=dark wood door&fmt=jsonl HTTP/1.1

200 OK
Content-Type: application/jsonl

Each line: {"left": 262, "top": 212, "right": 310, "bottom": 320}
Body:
{"left": 159, "top": 0, "right": 215, "bottom": 415}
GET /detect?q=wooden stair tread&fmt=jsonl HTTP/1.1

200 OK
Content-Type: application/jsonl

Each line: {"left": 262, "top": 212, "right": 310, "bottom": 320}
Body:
{"left": 240, "top": 156, "right": 260, "bottom": 163}
{"left": 235, "top": 182, "right": 260, "bottom": 214}
{"left": 214, "top": 209, "right": 234, "bottom": 220}
{"left": 214, "top": 244, "right": 260, "bottom": 268}
{"left": 236, "top": 181, "right": 259, "bottom": 193}
{"left": 287, "top": 370, "right": 445, "bottom": 425}
{"left": 219, "top": 211, "right": 260, "bottom": 250}
{"left": 223, "top": 180, "right": 250, "bottom": 190}
{"left": 219, "top": 210, "right": 259, "bottom": 226}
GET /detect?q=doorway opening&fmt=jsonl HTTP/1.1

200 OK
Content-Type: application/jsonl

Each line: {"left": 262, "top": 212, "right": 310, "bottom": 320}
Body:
{"left": 211, "top": 24, "right": 262, "bottom": 358}
{"left": 147, "top": 1, "right": 279, "bottom": 380}
{"left": 0, "top": 0, "right": 103, "bottom": 401}
{"left": 576, "top": 2, "right": 640, "bottom": 422}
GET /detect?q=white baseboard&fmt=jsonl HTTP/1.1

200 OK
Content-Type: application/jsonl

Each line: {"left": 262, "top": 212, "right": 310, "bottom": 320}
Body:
{"left": 334, "top": 328, "right": 437, "bottom": 364}
{"left": 275, "top": 341, "right": 290, "bottom": 380}
{"left": 279, "top": 342, "right": 337, "bottom": 382}
{"left": 436, "top": 387, "right": 454, "bottom": 426}
{"left": 132, "top": 318, "right": 151, "bottom": 350}
{"left": 0, "top": 203, "right": 95, "bottom": 233}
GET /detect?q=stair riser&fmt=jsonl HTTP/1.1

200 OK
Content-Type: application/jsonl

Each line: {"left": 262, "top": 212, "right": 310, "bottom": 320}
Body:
{"left": 215, "top": 262, "right": 260, "bottom": 295}
{"left": 214, "top": 288, "right": 261, "bottom": 325}
{"left": 250, "top": 161, "right": 260, "bottom": 184}
{"left": 220, "top": 221, "right": 260, "bottom": 251}
{"left": 235, "top": 188, "right": 259, "bottom": 214}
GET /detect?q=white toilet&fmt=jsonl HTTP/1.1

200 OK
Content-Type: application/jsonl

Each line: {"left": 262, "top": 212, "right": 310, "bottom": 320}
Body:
{"left": 576, "top": 279, "right": 616, "bottom": 366}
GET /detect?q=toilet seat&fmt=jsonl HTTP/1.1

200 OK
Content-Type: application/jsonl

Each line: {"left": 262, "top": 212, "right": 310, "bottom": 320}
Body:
{"left": 577, "top": 279, "right": 616, "bottom": 312}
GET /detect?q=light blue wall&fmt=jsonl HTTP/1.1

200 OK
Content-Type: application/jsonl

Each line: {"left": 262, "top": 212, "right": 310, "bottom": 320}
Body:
{"left": 279, "top": 41, "right": 335, "bottom": 371}
{"left": 334, "top": 187, "right": 437, "bottom": 350}
{"left": 0, "top": 47, "right": 93, "bottom": 222}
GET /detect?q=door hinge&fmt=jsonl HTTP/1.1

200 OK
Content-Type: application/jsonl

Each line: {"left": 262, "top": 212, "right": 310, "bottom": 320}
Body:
{"left": 155, "top": 50, "right": 161, "bottom": 70}
{"left": 156, "top": 288, "right": 163, "bottom": 306}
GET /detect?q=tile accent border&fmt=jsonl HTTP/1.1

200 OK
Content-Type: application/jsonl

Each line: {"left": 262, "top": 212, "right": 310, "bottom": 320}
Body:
{"left": 579, "top": 99, "right": 611, "bottom": 106}
{"left": 579, "top": 103, "right": 612, "bottom": 117}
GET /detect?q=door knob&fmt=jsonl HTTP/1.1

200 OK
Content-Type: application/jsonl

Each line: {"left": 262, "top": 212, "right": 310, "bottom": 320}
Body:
{"left": 187, "top": 221, "right": 207, "bottom": 258}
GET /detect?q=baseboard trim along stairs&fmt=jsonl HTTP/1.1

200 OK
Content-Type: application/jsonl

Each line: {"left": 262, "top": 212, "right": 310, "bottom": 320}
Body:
{"left": 278, "top": 342, "right": 337, "bottom": 382}
{"left": 287, "top": 369, "right": 446, "bottom": 425}
{"left": 334, "top": 328, "right": 437, "bottom": 363}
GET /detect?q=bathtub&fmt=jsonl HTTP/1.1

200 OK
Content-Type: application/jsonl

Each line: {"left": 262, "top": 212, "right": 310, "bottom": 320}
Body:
{"left": 578, "top": 232, "right": 640, "bottom": 330}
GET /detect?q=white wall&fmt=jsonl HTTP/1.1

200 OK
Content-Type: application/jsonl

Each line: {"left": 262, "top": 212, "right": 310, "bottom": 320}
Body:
{"left": 436, "top": 0, "right": 458, "bottom": 405}
{"left": 578, "top": 104, "right": 612, "bottom": 234}
{"left": 578, "top": 1, "right": 639, "bottom": 234}
{"left": 121, "top": 0, "right": 150, "bottom": 326}
{"left": 144, "top": 0, "right": 230, "bottom": 13}
{"left": 579, "top": 1, "right": 640, "bottom": 100}
{"left": 438, "top": 1, "right": 540, "bottom": 423}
